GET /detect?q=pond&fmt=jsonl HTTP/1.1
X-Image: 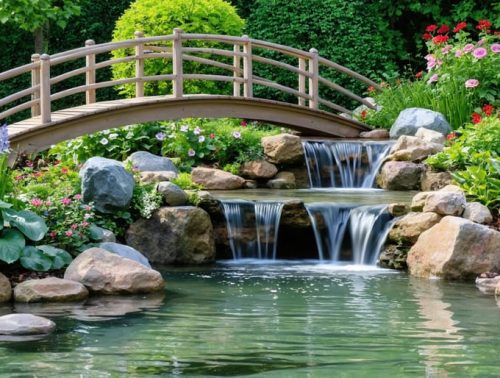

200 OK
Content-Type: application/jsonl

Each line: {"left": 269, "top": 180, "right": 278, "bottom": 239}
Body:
{"left": 0, "top": 262, "right": 498, "bottom": 377}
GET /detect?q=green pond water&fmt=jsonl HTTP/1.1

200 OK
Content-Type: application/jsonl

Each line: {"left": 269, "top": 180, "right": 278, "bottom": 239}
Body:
{"left": 0, "top": 262, "right": 499, "bottom": 377}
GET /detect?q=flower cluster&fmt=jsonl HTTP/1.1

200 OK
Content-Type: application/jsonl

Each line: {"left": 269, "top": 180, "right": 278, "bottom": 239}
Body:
{"left": 0, "top": 124, "right": 9, "bottom": 154}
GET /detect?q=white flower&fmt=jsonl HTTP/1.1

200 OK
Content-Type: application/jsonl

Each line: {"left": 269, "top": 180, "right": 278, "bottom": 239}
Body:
{"left": 101, "top": 130, "right": 110, "bottom": 135}
{"left": 100, "top": 138, "right": 109, "bottom": 145}
{"left": 198, "top": 135, "right": 205, "bottom": 143}
{"left": 180, "top": 125, "right": 189, "bottom": 132}
{"left": 193, "top": 127, "right": 202, "bottom": 135}
{"left": 109, "top": 133, "right": 118, "bottom": 140}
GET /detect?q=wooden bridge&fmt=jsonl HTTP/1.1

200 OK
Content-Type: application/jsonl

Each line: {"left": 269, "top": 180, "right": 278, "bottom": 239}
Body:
{"left": 0, "top": 29, "right": 380, "bottom": 154}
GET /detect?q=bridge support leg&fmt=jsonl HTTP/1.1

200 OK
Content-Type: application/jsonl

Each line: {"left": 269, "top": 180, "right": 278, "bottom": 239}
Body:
{"left": 39, "top": 54, "right": 51, "bottom": 124}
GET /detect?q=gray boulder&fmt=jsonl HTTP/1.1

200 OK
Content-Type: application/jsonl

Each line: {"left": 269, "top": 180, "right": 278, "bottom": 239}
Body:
{"left": 463, "top": 202, "right": 493, "bottom": 225}
{"left": 14, "top": 277, "right": 88, "bottom": 303}
{"left": 376, "top": 161, "right": 424, "bottom": 190}
{"left": 80, "top": 157, "right": 135, "bottom": 213}
{"left": 99, "top": 242, "right": 152, "bottom": 268}
{"left": 390, "top": 108, "right": 451, "bottom": 138}
{"left": 128, "top": 151, "right": 178, "bottom": 173}
{"left": 422, "top": 191, "right": 466, "bottom": 216}
{"left": 0, "top": 314, "right": 55, "bottom": 335}
{"left": 157, "top": 182, "right": 188, "bottom": 206}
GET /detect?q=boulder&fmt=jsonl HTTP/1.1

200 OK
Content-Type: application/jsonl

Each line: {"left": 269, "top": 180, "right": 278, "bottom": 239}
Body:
{"left": 14, "top": 278, "right": 88, "bottom": 303}
{"left": 126, "top": 207, "right": 215, "bottom": 265}
{"left": 388, "top": 212, "right": 442, "bottom": 244}
{"left": 100, "top": 228, "right": 116, "bottom": 243}
{"left": 261, "top": 133, "right": 304, "bottom": 164}
{"left": 64, "top": 248, "right": 164, "bottom": 294}
{"left": 0, "top": 314, "right": 55, "bottom": 335}
{"left": 98, "top": 242, "right": 151, "bottom": 268}
{"left": 415, "top": 127, "right": 446, "bottom": 144}
{"left": 157, "top": 182, "right": 188, "bottom": 206}
{"left": 390, "top": 108, "right": 451, "bottom": 139}
{"left": 386, "top": 135, "right": 443, "bottom": 161}
{"left": 244, "top": 180, "right": 258, "bottom": 189}
{"left": 376, "top": 161, "right": 424, "bottom": 190}
{"left": 80, "top": 157, "right": 135, "bottom": 213}
{"left": 140, "top": 171, "right": 177, "bottom": 184}
{"left": 387, "top": 203, "right": 410, "bottom": 217}
{"left": 411, "top": 192, "right": 431, "bottom": 212}
{"left": 359, "top": 129, "right": 390, "bottom": 139}
{"left": 422, "top": 191, "right": 466, "bottom": 216}
{"left": 475, "top": 275, "right": 500, "bottom": 295}
{"left": 0, "top": 273, "right": 11, "bottom": 303}
{"left": 440, "top": 185, "right": 464, "bottom": 193}
{"left": 240, "top": 160, "right": 278, "bottom": 179}
{"left": 128, "top": 151, "right": 178, "bottom": 173}
{"left": 463, "top": 202, "right": 493, "bottom": 225}
{"left": 267, "top": 171, "right": 296, "bottom": 189}
{"left": 191, "top": 167, "right": 245, "bottom": 190}
{"left": 420, "top": 169, "right": 452, "bottom": 191}
{"left": 407, "top": 216, "right": 500, "bottom": 280}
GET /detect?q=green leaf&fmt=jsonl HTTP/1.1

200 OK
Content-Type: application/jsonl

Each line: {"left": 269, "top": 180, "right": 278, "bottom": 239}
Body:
{"left": 3, "top": 209, "right": 48, "bottom": 241}
{"left": 37, "top": 245, "right": 73, "bottom": 269}
{"left": 20, "top": 246, "right": 53, "bottom": 272}
{"left": 0, "top": 229, "right": 25, "bottom": 264}
{"left": 0, "top": 200, "right": 12, "bottom": 209}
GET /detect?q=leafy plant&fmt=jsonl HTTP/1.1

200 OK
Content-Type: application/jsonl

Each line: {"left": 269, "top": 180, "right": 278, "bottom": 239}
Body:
{"left": 171, "top": 172, "right": 203, "bottom": 190}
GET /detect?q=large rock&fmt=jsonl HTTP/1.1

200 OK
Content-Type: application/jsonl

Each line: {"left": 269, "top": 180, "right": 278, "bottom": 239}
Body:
{"left": 463, "top": 202, "right": 493, "bottom": 225}
{"left": 126, "top": 207, "right": 215, "bottom": 265}
{"left": 386, "top": 135, "right": 443, "bottom": 161}
{"left": 388, "top": 212, "right": 442, "bottom": 244}
{"left": 0, "top": 273, "right": 11, "bottom": 303}
{"left": 98, "top": 242, "right": 152, "bottom": 268}
{"left": 0, "top": 314, "right": 55, "bottom": 335}
{"left": 240, "top": 160, "right": 278, "bottom": 179}
{"left": 191, "top": 167, "right": 245, "bottom": 190}
{"left": 407, "top": 216, "right": 500, "bottom": 280}
{"left": 80, "top": 157, "right": 135, "bottom": 213}
{"left": 475, "top": 275, "right": 500, "bottom": 295}
{"left": 410, "top": 192, "right": 431, "bottom": 211}
{"left": 261, "top": 133, "right": 304, "bottom": 164}
{"left": 128, "top": 151, "right": 178, "bottom": 174}
{"left": 157, "top": 182, "right": 188, "bottom": 206}
{"left": 422, "top": 191, "right": 466, "bottom": 216}
{"left": 267, "top": 171, "right": 296, "bottom": 189}
{"left": 390, "top": 108, "right": 451, "bottom": 139}
{"left": 359, "top": 129, "right": 390, "bottom": 139}
{"left": 376, "top": 161, "right": 424, "bottom": 190}
{"left": 64, "top": 248, "right": 164, "bottom": 294}
{"left": 415, "top": 127, "right": 446, "bottom": 144}
{"left": 14, "top": 278, "right": 88, "bottom": 303}
{"left": 420, "top": 169, "right": 452, "bottom": 191}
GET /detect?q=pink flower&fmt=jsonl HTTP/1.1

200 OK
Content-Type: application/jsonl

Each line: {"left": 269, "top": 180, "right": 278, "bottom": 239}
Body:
{"left": 427, "top": 59, "right": 437, "bottom": 70}
{"left": 61, "top": 198, "right": 72, "bottom": 206}
{"left": 74, "top": 194, "right": 82, "bottom": 200}
{"left": 49, "top": 231, "right": 57, "bottom": 239}
{"left": 15, "top": 175, "right": 24, "bottom": 181}
{"left": 65, "top": 230, "right": 73, "bottom": 237}
{"left": 465, "top": 79, "right": 479, "bottom": 88}
{"left": 477, "top": 38, "right": 485, "bottom": 46}
{"left": 463, "top": 44, "right": 475, "bottom": 53}
{"left": 44, "top": 200, "right": 52, "bottom": 206}
{"left": 424, "top": 54, "right": 435, "bottom": 61}
{"left": 30, "top": 198, "right": 44, "bottom": 207}
{"left": 188, "top": 149, "right": 196, "bottom": 157}
{"left": 81, "top": 221, "right": 89, "bottom": 228}
{"left": 232, "top": 131, "right": 241, "bottom": 139}
{"left": 71, "top": 223, "right": 78, "bottom": 230}
{"left": 427, "top": 74, "right": 439, "bottom": 84}
{"left": 473, "top": 47, "right": 487, "bottom": 59}
{"left": 441, "top": 45, "right": 452, "bottom": 54}
{"left": 455, "top": 49, "right": 463, "bottom": 58}
{"left": 491, "top": 44, "right": 500, "bottom": 53}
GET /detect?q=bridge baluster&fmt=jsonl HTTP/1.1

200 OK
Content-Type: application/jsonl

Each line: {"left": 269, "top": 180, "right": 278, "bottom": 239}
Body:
{"left": 85, "top": 39, "right": 96, "bottom": 104}
{"left": 242, "top": 35, "right": 253, "bottom": 98}
{"left": 298, "top": 57, "right": 306, "bottom": 107}
{"left": 30, "top": 54, "right": 41, "bottom": 117}
{"left": 135, "top": 31, "right": 145, "bottom": 98}
{"left": 172, "top": 28, "right": 184, "bottom": 98}
{"left": 308, "top": 48, "right": 319, "bottom": 110}
{"left": 39, "top": 54, "right": 51, "bottom": 124}
{"left": 233, "top": 44, "right": 241, "bottom": 97}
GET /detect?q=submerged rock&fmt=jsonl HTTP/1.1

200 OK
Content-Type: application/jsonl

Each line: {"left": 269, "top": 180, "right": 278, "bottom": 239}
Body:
{"left": 377, "top": 161, "right": 424, "bottom": 190}
{"left": 261, "top": 133, "right": 304, "bottom": 164}
{"left": 390, "top": 108, "right": 451, "bottom": 138}
{"left": 0, "top": 273, "right": 11, "bottom": 303}
{"left": 407, "top": 216, "right": 500, "bottom": 280}
{"left": 14, "top": 278, "right": 88, "bottom": 303}
{"left": 0, "top": 314, "right": 55, "bottom": 335}
{"left": 191, "top": 167, "right": 245, "bottom": 190}
{"left": 128, "top": 151, "right": 178, "bottom": 173}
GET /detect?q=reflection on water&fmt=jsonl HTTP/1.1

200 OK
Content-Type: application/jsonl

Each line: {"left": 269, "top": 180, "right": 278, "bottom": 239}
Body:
{"left": 0, "top": 263, "right": 498, "bottom": 377}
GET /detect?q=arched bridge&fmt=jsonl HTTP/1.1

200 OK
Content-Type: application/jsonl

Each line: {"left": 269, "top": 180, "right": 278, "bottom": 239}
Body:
{"left": 0, "top": 29, "right": 380, "bottom": 154}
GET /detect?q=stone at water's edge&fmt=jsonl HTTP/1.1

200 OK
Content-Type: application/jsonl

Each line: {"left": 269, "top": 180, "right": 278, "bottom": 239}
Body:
{"left": 0, "top": 273, "right": 11, "bottom": 303}
{"left": 98, "top": 242, "right": 152, "bottom": 268}
{"left": 376, "top": 161, "right": 424, "bottom": 190}
{"left": 387, "top": 203, "right": 410, "bottom": 217}
{"left": 390, "top": 108, "right": 451, "bottom": 139}
{"left": 64, "top": 248, "right": 164, "bottom": 294}
{"left": 240, "top": 160, "right": 278, "bottom": 179}
{"left": 386, "top": 135, "right": 443, "bottom": 162}
{"left": 359, "top": 129, "right": 390, "bottom": 139}
{"left": 157, "top": 181, "right": 188, "bottom": 206}
{"left": 267, "top": 171, "right": 296, "bottom": 189}
{"left": 127, "top": 151, "right": 178, "bottom": 174}
{"left": 475, "top": 275, "right": 500, "bottom": 295}
{"left": 191, "top": 167, "right": 245, "bottom": 190}
{"left": 420, "top": 169, "right": 452, "bottom": 191}
{"left": 410, "top": 192, "right": 431, "bottom": 211}
{"left": 0, "top": 314, "right": 55, "bottom": 335}
{"left": 14, "top": 277, "right": 89, "bottom": 303}
{"left": 407, "top": 216, "right": 500, "bottom": 280}
{"left": 463, "top": 202, "right": 493, "bottom": 225}
{"left": 80, "top": 157, "right": 135, "bottom": 213}
{"left": 126, "top": 207, "right": 215, "bottom": 265}
{"left": 261, "top": 133, "right": 304, "bottom": 164}
{"left": 422, "top": 191, "right": 466, "bottom": 216}
{"left": 388, "top": 212, "right": 442, "bottom": 244}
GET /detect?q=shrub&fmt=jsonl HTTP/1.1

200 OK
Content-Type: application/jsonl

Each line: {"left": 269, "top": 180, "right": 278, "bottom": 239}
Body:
{"left": 111, "top": 0, "right": 244, "bottom": 98}
{"left": 171, "top": 173, "right": 203, "bottom": 190}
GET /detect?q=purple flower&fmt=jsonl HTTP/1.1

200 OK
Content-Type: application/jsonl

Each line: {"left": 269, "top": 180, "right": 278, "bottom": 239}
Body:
{"left": 441, "top": 45, "right": 452, "bottom": 54}
{"left": 188, "top": 149, "right": 196, "bottom": 157}
{"left": 472, "top": 47, "right": 487, "bottom": 59}
{"left": 193, "top": 127, "right": 202, "bottom": 135}
{"left": 491, "top": 44, "right": 500, "bottom": 53}
{"left": 155, "top": 132, "right": 166, "bottom": 141}
{"left": 455, "top": 49, "right": 463, "bottom": 58}
{"left": 0, "top": 124, "right": 9, "bottom": 154}
{"left": 463, "top": 44, "right": 474, "bottom": 53}
{"left": 427, "top": 74, "right": 438, "bottom": 84}
{"left": 465, "top": 79, "right": 479, "bottom": 88}
{"left": 232, "top": 131, "right": 241, "bottom": 139}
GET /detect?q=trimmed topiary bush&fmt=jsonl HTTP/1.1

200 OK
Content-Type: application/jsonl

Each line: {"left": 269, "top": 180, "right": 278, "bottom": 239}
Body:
{"left": 111, "top": 0, "right": 244, "bottom": 98}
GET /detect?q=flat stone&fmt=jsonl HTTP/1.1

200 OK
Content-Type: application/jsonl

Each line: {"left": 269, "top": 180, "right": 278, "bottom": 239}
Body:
{"left": 376, "top": 161, "right": 424, "bottom": 190}
{"left": 388, "top": 212, "right": 442, "bottom": 244}
{"left": 463, "top": 202, "right": 493, "bottom": 225}
{"left": 14, "top": 278, "right": 88, "bottom": 303}
{"left": 0, "top": 273, "right": 11, "bottom": 303}
{"left": 140, "top": 171, "right": 178, "bottom": 184}
{"left": 98, "top": 242, "right": 152, "bottom": 268}
{"left": 359, "top": 129, "right": 390, "bottom": 139}
{"left": 240, "top": 160, "right": 278, "bottom": 179}
{"left": 0, "top": 314, "right": 55, "bottom": 335}
{"left": 415, "top": 127, "right": 446, "bottom": 144}
{"left": 423, "top": 191, "right": 466, "bottom": 216}
{"left": 191, "top": 167, "right": 245, "bottom": 190}
{"left": 157, "top": 181, "right": 188, "bottom": 206}
{"left": 261, "top": 133, "right": 304, "bottom": 164}
{"left": 390, "top": 108, "right": 451, "bottom": 138}
{"left": 128, "top": 151, "right": 178, "bottom": 173}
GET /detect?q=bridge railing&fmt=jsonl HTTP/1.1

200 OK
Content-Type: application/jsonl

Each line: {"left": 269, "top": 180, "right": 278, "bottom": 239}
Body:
{"left": 0, "top": 29, "right": 381, "bottom": 124}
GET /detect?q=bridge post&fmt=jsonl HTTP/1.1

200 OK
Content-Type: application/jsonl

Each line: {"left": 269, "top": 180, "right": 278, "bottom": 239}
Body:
{"left": 308, "top": 48, "right": 319, "bottom": 110}
{"left": 39, "top": 54, "right": 51, "bottom": 124}
{"left": 298, "top": 57, "right": 306, "bottom": 107}
{"left": 30, "top": 54, "right": 41, "bottom": 117}
{"left": 85, "top": 40, "right": 96, "bottom": 104}
{"left": 233, "top": 44, "right": 241, "bottom": 97}
{"left": 135, "top": 31, "right": 145, "bottom": 98}
{"left": 242, "top": 35, "right": 253, "bottom": 98}
{"left": 172, "top": 28, "right": 184, "bottom": 98}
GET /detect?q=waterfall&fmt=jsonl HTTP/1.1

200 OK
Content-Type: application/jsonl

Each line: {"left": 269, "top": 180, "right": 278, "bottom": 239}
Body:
{"left": 303, "top": 140, "right": 392, "bottom": 188}
{"left": 221, "top": 200, "right": 284, "bottom": 260}
{"left": 305, "top": 203, "right": 393, "bottom": 265}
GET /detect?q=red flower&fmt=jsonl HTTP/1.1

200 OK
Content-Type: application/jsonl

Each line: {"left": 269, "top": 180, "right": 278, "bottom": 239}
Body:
{"left": 437, "top": 24, "right": 449, "bottom": 34}
{"left": 61, "top": 167, "right": 69, "bottom": 174}
{"left": 25, "top": 160, "right": 33, "bottom": 168}
{"left": 240, "top": 120, "right": 247, "bottom": 127}
{"left": 482, "top": 104, "right": 494, "bottom": 116}
{"left": 426, "top": 24, "right": 438, "bottom": 32}
{"left": 476, "top": 20, "right": 491, "bottom": 30}
{"left": 33, "top": 171, "right": 43, "bottom": 177}
{"left": 367, "top": 85, "right": 375, "bottom": 93}
{"left": 423, "top": 33, "right": 432, "bottom": 41}
{"left": 209, "top": 133, "right": 215, "bottom": 139}
{"left": 471, "top": 112, "right": 482, "bottom": 124}
{"left": 49, "top": 231, "right": 57, "bottom": 239}
{"left": 360, "top": 110, "right": 367, "bottom": 120}
{"left": 432, "top": 35, "right": 449, "bottom": 45}
{"left": 453, "top": 22, "right": 467, "bottom": 33}
{"left": 415, "top": 71, "right": 423, "bottom": 79}
{"left": 447, "top": 132, "right": 457, "bottom": 141}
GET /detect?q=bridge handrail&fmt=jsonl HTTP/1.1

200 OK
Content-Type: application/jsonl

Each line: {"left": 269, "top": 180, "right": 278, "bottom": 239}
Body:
{"left": 0, "top": 29, "right": 381, "bottom": 124}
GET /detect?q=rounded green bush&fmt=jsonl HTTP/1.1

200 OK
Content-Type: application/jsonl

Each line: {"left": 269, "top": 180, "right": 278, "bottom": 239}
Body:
{"left": 111, "top": 0, "right": 244, "bottom": 98}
